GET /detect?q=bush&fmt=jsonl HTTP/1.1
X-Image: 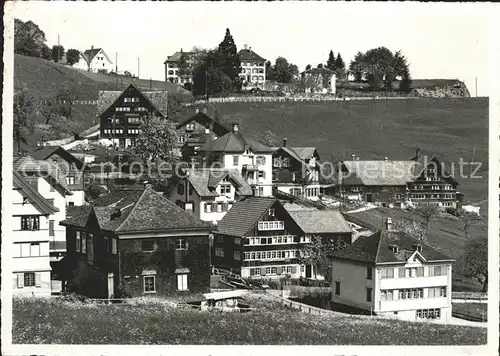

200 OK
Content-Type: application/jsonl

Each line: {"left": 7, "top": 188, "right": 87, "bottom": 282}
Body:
{"left": 446, "top": 207, "right": 458, "bottom": 216}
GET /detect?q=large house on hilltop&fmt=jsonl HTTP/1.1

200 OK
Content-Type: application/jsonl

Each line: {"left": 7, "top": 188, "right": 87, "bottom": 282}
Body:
{"left": 330, "top": 217, "right": 454, "bottom": 323}
{"left": 238, "top": 45, "right": 266, "bottom": 89}
{"left": 166, "top": 168, "right": 253, "bottom": 225}
{"left": 198, "top": 124, "right": 274, "bottom": 197}
{"left": 272, "top": 138, "right": 322, "bottom": 201}
{"left": 339, "top": 150, "right": 459, "bottom": 208}
{"left": 60, "top": 187, "right": 212, "bottom": 298}
{"left": 97, "top": 83, "right": 169, "bottom": 149}
{"left": 73, "top": 46, "right": 114, "bottom": 73}
{"left": 164, "top": 49, "right": 199, "bottom": 86}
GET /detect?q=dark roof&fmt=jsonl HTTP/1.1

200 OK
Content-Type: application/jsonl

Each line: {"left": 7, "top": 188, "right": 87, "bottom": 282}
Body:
{"left": 288, "top": 210, "right": 352, "bottom": 234}
{"left": 216, "top": 196, "right": 277, "bottom": 237}
{"left": 182, "top": 168, "right": 253, "bottom": 198}
{"left": 13, "top": 156, "right": 72, "bottom": 195}
{"left": 273, "top": 146, "right": 320, "bottom": 165}
{"left": 238, "top": 49, "right": 266, "bottom": 62}
{"left": 199, "top": 130, "right": 274, "bottom": 154}
{"left": 164, "top": 51, "right": 197, "bottom": 64}
{"left": 176, "top": 112, "right": 230, "bottom": 137}
{"left": 62, "top": 187, "right": 211, "bottom": 233}
{"left": 332, "top": 225, "right": 454, "bottom": 264}
{"left": 302, "top": 67, "right": 336, "bottom": 76}
{"left": 61, "top": 205, "right": 92, "bottom": 228}
{"left": 29, "top": 146, "right": 85, "bottom": 170}
{"left": 13, "top": 170, "right": 59, "bottom": 215}
{"left": 342, "top": 160, "right": 416, "bottom": 186}
{"left": 82, "top": 48, "right": 112, "bottom": 64}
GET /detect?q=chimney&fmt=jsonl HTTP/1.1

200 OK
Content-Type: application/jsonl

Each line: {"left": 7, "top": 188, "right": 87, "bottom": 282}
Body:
{"left": 181, "top": 48, "right": 183, "bottom": 53}
{"left": 195, "top": 106, "right": 199, "bottom": 113}
{"left": 110, "top": 208, "right": 121, "bottom": 220}
{"left": 384, "top": 157, "right": 388, "bottom": 161}
{"left": 283, "top": 137, "right": 287, "bottom": 147}
{"left": 91, "top": 45, "right": 94, "bottom": 50}
{"left": 232, "top": 123, "right": 239, "bottom": 132}
{"left": 249, "top": 46, "right": 252, "bottom": 51}
{"left": 351, "top": 154, "right": 356, "bottom": 161}
{"left": 244, "top": 44, "right": 248, "bottom": 50}
{"left": 415, "top": 148, "right": 421, "bottom": 159}
{"left": 385, "top": 217, "right": 393, "bottom": 231}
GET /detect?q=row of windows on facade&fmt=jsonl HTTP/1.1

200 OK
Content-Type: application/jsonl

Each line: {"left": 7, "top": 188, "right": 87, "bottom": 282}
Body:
{"left": 232, "top": 155, "right": 267, "bottom": 166}
{"left": 216, "top": 234, "right": 309, "bottom": 246}
{"left": 20, "top": 216, "right": 55, "bottom": 236}
{"left": 240, "top": 75, "right": 265, "bottom": 81}
{"left": 379, "top": 265, "right": 448, "bottom": 279}
{"left": 241, "top": 62, "right": 265, "bottom": 67}
{"left": 108, "top": 117, "right": 143, "bottom": 124}
{"left": 249, "top": 265, "right": 295, "bottom": 276}
{"left": 13, "top": 242, "right": 48, "bottom": 258}
{"left": 411, "top": 194, "right": 455, "bottom": 200}
{"left": 15, "top": 272, "right": 42, "bottom": 288}
{"left": 412, "top": 184, "right": 454, "bottom": 190}
{"left": 103, "top": 128, "right": 141, "bottom": 135}
{"left": 243, "top": 249, "right": 299, "bottom": 261}
{"left": 379, "top": 287, "right": 447, "bottom": 301}
{"left": 114, "top": 106, "right": 148, "bottom": 112}
{"left": 240, "top": 68, "right": 265, "bottom": 74}
{"left": 141, "top": 273, "right": 188, "bottom": 293}
{"left": 289, "top": 187, "right": 319, "bottom": 197}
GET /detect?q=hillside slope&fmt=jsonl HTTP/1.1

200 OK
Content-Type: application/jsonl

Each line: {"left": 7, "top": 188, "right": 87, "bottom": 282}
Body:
{"left": 214, "top": 98, "right": 488, "bottom": 204}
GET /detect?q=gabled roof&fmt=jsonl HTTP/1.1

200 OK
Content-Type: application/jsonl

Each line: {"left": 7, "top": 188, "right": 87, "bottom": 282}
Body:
{"left": 302, "top": 67, "right": 336, "bottom": 76}
{"left": 332, "top": 226, "right": 454, "bottom": 264}
{"left": 342, "top": 160, "right": 416, "bottom": 186}
{"left": 199, "top": 130, "right": 274, "bottom": 154}
{"left": 82, "top": 48, "right": 112, "bottom": 65}
{"left": 274, "top": 146, "right": 320, "bottom": 166}
{"left": 288, "top": 210, "right": 352, "bottom": 234}
{"left": 238, "top": 49, "right": 266, "bottom": 62}
{"left": 164, "top": 51, "right": 196, "bottom": 64}
{"left": 178, "top": 168, "right": 253, "bottom": 198}
{"left": 176, "top": 112, "right": 230, "bottom": 137}
{"left": 96, "top": 83, "right": 169, "bottom": 118}
{"left": 62, "top": 187, "right": 211, "bottom": 233}
{"left": 216, "top": 196, "right": 277, "bottom": 237}
{"left": 30, "top": 146, "right": 85, "bottom": 170}
{"left": 13, "top": 170, "right": 59, "bottom": 215}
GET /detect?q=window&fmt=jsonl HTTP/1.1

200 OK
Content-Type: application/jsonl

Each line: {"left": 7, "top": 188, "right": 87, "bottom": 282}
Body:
{"left": 430, "top": 265, "right": 446, "bottom": 276}
{"left": 335, "top": 281, "right": 340, "bottom": 295}
{"left": 87, "top": 233, "right": 94, "bottom": 265}
{"left": 24, "top": 273, "right": 35, "bottom": 287}
{"left": 220, "top": 184, "right": 231, "bottom": 195}
{"left": 49, "top": 220, "right": 55, "bottom": 237}
{"left": 269, "top": 208, "right": 275, "bottom": 217}
{"left": 186, "top": 123, "right": 195, "bottom": 131}
{"left": 144, "top": 275, "right": 156, "bottom": 293}
{"left": 233, "top": 155, "right": 239, "bottom": 166}
{"left": 399, "top": 288, "right": 423, "bottom": 299}
{"left": 380, "top": 290, "right": 394, "bottom": 301}
{"left": 30, "top": 243, "right": 40, "bottom": 257}
{"left": 142, "top": 240, "right": 155, "bottom": 252}
{"left": 177, "top": 183, "right": 185, "bottom": 195}
{"left": 366, "top": 288, "right": 372, "bottom": 302}
{"left": 234, "top": 237, "right": 241, "bottom": 245}
{"left": 112, "top": 238, "right": 117, "bottom": 254}
{"left": 440, "top": 287, "right": 447, "bottom": 297}
{"left": 258, "top": 171, "right": 265, "bottom": 179}
{"left": 205, "top": 202, "right": 212, "bottom": 213}
{"left": 366, "top": 267, "right": 372, "bottom": 280}
{"left": 21, "top": 216, "right": 40, "bottom": 231}
{"left": 81, "top": 233, "right": 87, "bottom": 253}
{"left": 68, "top": 202, "right": 75, "bottom": 207}
{"left": 176, "top": 238, "right": 188, "bottom": 250}
{"left": 66, "top": 176, "right": 76, "bottom": 185}
{"left": 215, "top": 248, "right": 224, "bottom": 257}
{"left": 416, "top": 267, "right": 424, "bottom": 277}
{"left": 398, "top": 267, "right": 405, "bottom": 278}
{"left": 76, "top": 232, "right": 81, "bottom": 252}
{"left": 417, "top": 308, "right": 441, "bottom": 319}
{"left": 234, "top": 251, "right": 241, "bottom": 260}
{"left": 256, "top": 156, "right": 266, "bottom": 165}
{"left": 177, "top": 274, "right": 188, "bottom": 291}
{"left": 381, "top": 268, "right": 394, "bottom": 279}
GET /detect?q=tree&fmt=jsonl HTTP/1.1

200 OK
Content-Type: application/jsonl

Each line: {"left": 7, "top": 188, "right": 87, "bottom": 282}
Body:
{"left": 399, "top": 66, "right": 412, "bottom": 93}
{"left": 192, "top": 52, "right": 234, "bottom": 98}
{"left": 66, "top": 49, "right": 80, "bottom": 66}
{"left": 305, "top": 64, "right": 311, "bottom": 71}
{"left": 217, "top": 28, "right": 242, "bottom": 88}
{"left": 317, "top": 63, "right": 324, "bottom": 69}
{"left": 394, "top": 218, "right": 427, "bottom": 243}
{"left": 348, "top": 52, "right": 365, "bottom": 82}
{"left": 298, "top": 235, "right": 347, "bottom": 280}
{"left": 14, "top": 19, "right": 48, "bottom": 58}
{"left": 51, "top": 45, "right": 65, "bottom": 63}
{"left": 274, "top": 57, "right": 293, "bottom": 83}
{"left": 334, "top": 53, "right": 346, "bottom": 80}
{"left": 326, "top": 50, "right": 336, "bottom": 71}
{"left": 456, "top": 210, "right": 484, "bottom": 239}
{"left": 458, "top": 236, "right": 488, "bottom": 292}
{"left": 415, "top": 203, "right": 439, "bottom": 232}
{"left": 252, "top": 130, "right": 278, "bottom": 147}
{"left": 265, "top": 60, "right": 275, "bottom": 81}
{"left": 14, "top": 86, "right": 37, "bottom": 152}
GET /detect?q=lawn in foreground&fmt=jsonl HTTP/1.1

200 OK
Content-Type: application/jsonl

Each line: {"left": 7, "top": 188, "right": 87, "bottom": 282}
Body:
{"left": 13, "top": 296, "right": 486, "bottom": 345}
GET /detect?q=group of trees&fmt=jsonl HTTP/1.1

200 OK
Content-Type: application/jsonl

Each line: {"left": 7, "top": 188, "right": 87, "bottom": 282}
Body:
{"left": 15, "top": 19, "right": 80, "bottom": 66}
{"left": 265, "top": 57, "right": 299, "bottom": 84}
{"left": 305, "top": 50, "right": 347, "bottom": 80}
{"left": 348, "top": 47, "right": 412, "bottom": 92}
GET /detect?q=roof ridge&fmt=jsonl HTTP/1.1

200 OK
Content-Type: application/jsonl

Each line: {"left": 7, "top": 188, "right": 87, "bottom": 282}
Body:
{"left": 373, "top": 230, "right": 384, "bottom": 264}
{"left": 240, "top": 197, "right": 277, "bottom": 237}
{"left": 13, "top": 170, "right": 59, "bottom": 214}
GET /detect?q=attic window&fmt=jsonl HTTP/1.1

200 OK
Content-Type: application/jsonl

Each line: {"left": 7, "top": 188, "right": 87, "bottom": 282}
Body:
{"left": 413, "top": 244, "right": 423, "bottom": 253}
{"left": 269, "top": 208, "right": 275, "bottom": 217}
{"left": 388, "top": 244, "right": 399, "bottom": 253}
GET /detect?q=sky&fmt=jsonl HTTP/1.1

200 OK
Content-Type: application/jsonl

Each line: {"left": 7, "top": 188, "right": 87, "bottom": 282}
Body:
{"left": 7, "top": 2, "right": 494, "bottom": 96}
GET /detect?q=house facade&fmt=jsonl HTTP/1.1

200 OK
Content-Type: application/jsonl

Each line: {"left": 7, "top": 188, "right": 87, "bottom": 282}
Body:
{"left": 238, "top": 46, "right": 266, "bottom": 89}
{"left": 98, "top": 83, "right": 169, "bottom": 149}
{"left": 164, "top": 49, "right": 199, "bottom": 85}
{"left": 29, "top": 146, "right": 87, "bottom": 207}
{"left": 166, "top": 168, "right": 253, "bottom": 225}
{"left": 301, "top": 68, "right": 336, "bottom": 95}
{"left": 198, "top": 124, "right": 274, "bottom": 197}
{"left": 73, "top": 47, "right": 114, "bottom": 73}
{"left": 12, "top": 170, "right": 55, "bottom": 297}
{"left": 211, "top": 197, "right": 305, "bottom": 279}
{"left": 60, "top": 187, "right": 212, "bottom": 298}
{"left": 339, "top": 150, "right": 459, "bottom": 208}
{"left": 272, "top": 138, "right": 322, "bottom": 201}
{"left": 330, "top": 218, "right": 454, "bottom": 323}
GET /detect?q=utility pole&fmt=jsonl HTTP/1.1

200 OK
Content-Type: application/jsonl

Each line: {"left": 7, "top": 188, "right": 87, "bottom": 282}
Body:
{"left": 138, "top": 57, "right": 140, "bottom": 79}
{"left": 116, "top": 52, "right": 119, "bottom": 90}
{"left": 57, "top": 34, "right": 60, "bottom": 62}
{"left": 205, "top": 69, "right": 208, "bottom": 103}
{"left": 475, "top": 77, "right": 478, "bottom": 97}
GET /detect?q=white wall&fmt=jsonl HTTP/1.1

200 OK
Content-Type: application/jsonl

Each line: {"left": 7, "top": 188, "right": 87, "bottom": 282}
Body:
{"left": 12, "top": 271, "right": 51, "bottom": 297}
{"left": 331, "top": 260, "right": 375, "bottom": 311}
{"left": 90, "top": 50, "right": 113, "bottom": 73}
{"left": 37, "top": 178, "right": 67, "bottom": 253}
{"left": 222, "top": 152, "right": 273, "bottom": 197}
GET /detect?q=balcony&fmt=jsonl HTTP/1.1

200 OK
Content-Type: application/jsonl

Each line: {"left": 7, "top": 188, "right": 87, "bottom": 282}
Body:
{"left": 242, "top": 164, "right": 258, "bottom": 172}
{"left": 378, "top": 297, "right": 449, "bottom": 313}
{"left": 258, "top": 221, "right": 284, "bottom": 231}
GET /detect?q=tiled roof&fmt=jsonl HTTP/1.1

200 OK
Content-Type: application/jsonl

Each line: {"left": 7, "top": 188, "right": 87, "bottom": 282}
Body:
{"left": 199, "top": 131, "right": 274, "bottom": 154}
{"left": 276, "top": 146, "right": 319, "bottom": 165}
{"left": 238, "top": 49, "right": 266, "bottom": 62}
{"left": 164, "top": 51, "right": 196, "bottom": 63}
{"left": 183, "top": 168, "right": 253, "bottom": 198}
{"left": 60, "top": 205, "right": 92, "bottom": 228}
{"left": 216, "top": 196, "right": 277, "bottom": 237}
{"left": 176, "top": 112, "right": 230, "bottom": 137}
{"left": 332, "top": 226, "right": 454, "bottom": 264}
{"left": 31, "top": 145, "right": 86, "bottom": 171}
{"left": 13, "top": 170, "right": 59, "bottom": 215}
{"left": 342, "top": 160, "right": 416, "bottom": 186}
{"left": 303, "top": 68, "right": 336, "bottom": 76}
{"left": 13, "top": 155, "right": 44, "bottom": 172}
{"left": 96, "top": 90, "right": 121, "bottom": 117}
{"left": 143, "top": 90, "right": 169, "bottom": 117}
{"left": 288, "top": 210, "right": 352, "bottom": 234}
{"left": 83, "top": 48, "right": 102, "bottom": 62}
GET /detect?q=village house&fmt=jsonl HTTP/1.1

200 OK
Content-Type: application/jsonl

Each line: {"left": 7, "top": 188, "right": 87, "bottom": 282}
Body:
{"left": 73, "top": 46, "right": 114, "bottom": 73}
{"left": 272, "top": 138, "right": 322, "bottom": 201}
{"left": 238, "top": 45, "right": 266, "bottom": 90}
{"left": 339, "top": 150, "right": 459, "bottom": 208}
{"left": 166, "top": 168, "right": 253, "bottom": 225}
{"left": 330, "top": 217, "right": 454, "bottom": 323}
{"left": 60, "top": 187, "right": 212, "bottom": 298}
{"left": 98, "top": 83, "right": 169, "bottom": 149}
{"left": 301, "top": 67, "right": 336, "bottom": 95}
{"left": 198, "top": 124, "right": 274, "bottom": 197}
{"left": 164, "top": 49, "right": 199, "bottom": 85}
{"left": 14, "top": 156, "right": 72, "bottom": 278}
{"left": 29, "top": 145, "right": 87, "bottom": 207}
{"left": 12, "top": 170, "right": 55, "bottom": 297}
{"left": 176, "top": 106, "right": 230, "bottom": 163}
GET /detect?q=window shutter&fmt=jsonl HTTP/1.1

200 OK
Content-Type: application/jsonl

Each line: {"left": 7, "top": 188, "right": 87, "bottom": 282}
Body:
{"left": 291, "top": 266, "right": 297, "bottom": 274}
{"left": 35, "top": 272, "right": 42, "bottom": 287}
{"left": 261, "top": 267, "right": 267, "bottom": 276}
{"left": 186, "top": 241, "right": 189, "bottom": 250}
{"left": 276, "top": 268, "right": 282, "bottom": 275}
{"left": 17, "top": 274, "right": 23, "bottom": 288}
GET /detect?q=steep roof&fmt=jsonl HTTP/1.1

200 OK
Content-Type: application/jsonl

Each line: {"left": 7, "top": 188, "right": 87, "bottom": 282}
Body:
{"left": 13, "top": 170, "right": 59, "bottom": 215}
{"left": 216, "top": 196, "right": 277, "bottom": 237}
{"left": 303, "top": 67, "right": 336, "bottom": 76}
{"left": 178, "top": 168, "right": 253, "bottom": 198}
{"left": 199, "top": 130, "right": 274, "bottom": 154}
{"left": 238, "top": 49, "right": 266, "bottom": 62}
{"left": 176, "top": 112, "right": 230, "bottom": 137}
{"left": 82, "top": 48, "right": 112, "bottom": 64}
{"left": 30, "top": 145, "right": 85, "bottom": 170}
{"left": 288, "top": 210, "right": 352, "bottom": 234}
{"left": 62, "top": 187, "right": 211, "bottom": 233}
{"left": 342, "top": 160, "right": 416, "bottom": 186}
{"left": 332, "top": 226, "right": 454, "bottom": 264}
{"left": 275, "top": 146, "right": 320, "bottom": 165}
{"left": 164, "top": 51, "right": 196, "bottom": 63}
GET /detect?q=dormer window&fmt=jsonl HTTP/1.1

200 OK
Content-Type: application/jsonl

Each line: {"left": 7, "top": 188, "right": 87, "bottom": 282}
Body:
{"left": 269, "top": 208, "right": 275, "bottom": 217}
{"left": 186, "top": 123, "right": 195, "bottom": 132}
{"left": 413, "top": 244, "right": 423, "bottom": 253}
{"left": 388, "top": 244, "right": 399, "bottom": 253}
